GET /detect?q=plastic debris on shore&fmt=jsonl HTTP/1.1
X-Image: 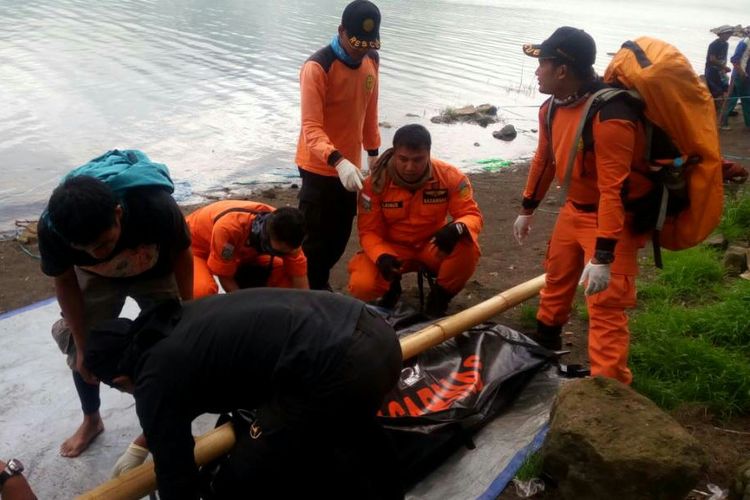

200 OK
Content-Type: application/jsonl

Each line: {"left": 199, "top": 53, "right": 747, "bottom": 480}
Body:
{"left": 476, "top": 158, "right": 513, "bottom": 172}
{"left": 512, "top": 478, "right": 545, "bottom": 498}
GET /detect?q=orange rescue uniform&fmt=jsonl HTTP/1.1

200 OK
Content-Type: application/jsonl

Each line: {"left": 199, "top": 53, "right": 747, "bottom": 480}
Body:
{"left": 348, "top": 158, "right": 483, "bottom": 301}
{"left": 523, "top": 93, "right": 652, "bottom": 385}
{"left": 185, "top": 200, "right": 307, "bottom": 298}
{"left": 295, "top": 47, "right": 380, "bottom": 175}
{"left": 295, "top": 45, "right": 381, "bottom": 290}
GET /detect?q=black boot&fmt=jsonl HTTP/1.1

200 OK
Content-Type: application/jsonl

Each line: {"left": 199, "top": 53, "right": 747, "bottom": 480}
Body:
{"left": 532, "top": 320, "right": 563, "bottom": 351}
{"left": 376, "top": 279, "right": 402, "bottom": 310}
{"left": 424, "top": 285, "right": 455, "bottom": 319}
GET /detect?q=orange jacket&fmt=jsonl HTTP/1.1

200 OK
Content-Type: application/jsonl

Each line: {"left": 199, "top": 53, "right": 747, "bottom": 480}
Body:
{"left": 522, "top": 96, "right": 650, "bottom": 249}
{"left": 358, "top": 158, "right": 483, "bottom": 262}
{"left": 295, "top": 45, "right": 380, "bottom": 177}
{"left": 185, "top": 200, "right": 307, "bottom": 278}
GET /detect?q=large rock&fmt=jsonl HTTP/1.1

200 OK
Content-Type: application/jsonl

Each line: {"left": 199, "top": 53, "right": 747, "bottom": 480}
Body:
{"left": 703, "top": 233, "right": 728, "bottom": 251}
{"left": 541, "top": 377, "right": 708, "bottom": 500}
{"left": 723, "top": 245, "right": 749, "bottom": 276}
{"left": 493, "top": 124, "right": 517, "bottom": 141}
{"left": 431, "top": 103, "right": 498, "bottom": 126}
{"left": 731, "top": 459, "right": 750, "bottom": 500}
{"left": 475, "top": 103, "right": 498, "bottom": 115}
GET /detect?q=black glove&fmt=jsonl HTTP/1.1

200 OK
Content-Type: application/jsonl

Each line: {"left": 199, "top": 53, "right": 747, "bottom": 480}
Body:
{"left": 376, "top": 254, "right": 402, "bottom": 282}
{"left": 431, "top": 222, "right": 467, "bottom": 254}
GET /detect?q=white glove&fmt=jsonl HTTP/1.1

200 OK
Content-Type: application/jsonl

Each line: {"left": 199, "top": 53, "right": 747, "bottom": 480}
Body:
{"left": 111, "top": 442, "right": 149, "bottom": 478}
{"left": 513, "top": 214, "right": 533, "bottom": 245}
{"left": 335, "top": 159, "right": 364, "bottom": 192}
{"left": 367, "top": 155, "right": 378, "bottom": 170}
{"left": 579, "top": 260, "right": 611, "bottom": 296}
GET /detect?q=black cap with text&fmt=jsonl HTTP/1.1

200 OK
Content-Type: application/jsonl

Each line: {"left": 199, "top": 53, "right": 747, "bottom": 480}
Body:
{"left": 342, "top": 0, "right": 381, "bottom": 50}
{"left": 522, "top": 26, "right": 596, "bottom": 68}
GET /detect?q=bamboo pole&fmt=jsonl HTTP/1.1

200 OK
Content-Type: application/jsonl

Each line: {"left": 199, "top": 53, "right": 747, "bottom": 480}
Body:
{"left": 78, "top": 421, "right": 236, "bottom": 500}
{"left": 400, "top": 273, "right": 546, "bottom": 360}
{"left": 77, "top": 273, "right": 546, "bottom": 500}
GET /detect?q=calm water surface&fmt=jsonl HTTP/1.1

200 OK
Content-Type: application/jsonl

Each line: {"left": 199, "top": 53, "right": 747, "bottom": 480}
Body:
{"left": 0, "top": 0, "right": 745, "bottom": 231}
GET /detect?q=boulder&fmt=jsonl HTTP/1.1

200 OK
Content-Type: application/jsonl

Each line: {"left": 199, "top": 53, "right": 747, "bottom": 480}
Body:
{"left": 475, "top": 103, "right": 498, "bottom": 115}
{"left": 454, "top": 105, "right": 477, "bottom": 116}
{"left": 493, "top": 124, "right": 517, "bottom": 141}
{"left": 703, "top": 233, "right": 728, "bottom": 250}
{"left": 431, "top": 104, "right": 499, "bottom": 126}
{"left": 476, "top": 116, "right": 497, "bottom": 128}
{"left": 541, "top": 377, "right": 708, "bottom": 500}
{"left": 723, "top": 245, "right": 749, "bottom": 276}
{"left": 731, "top": 459, "right": 750, "bottom": 500}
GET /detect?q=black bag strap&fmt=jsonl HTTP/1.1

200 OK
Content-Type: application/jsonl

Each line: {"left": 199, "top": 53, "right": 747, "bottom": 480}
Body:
{"left": 558, "top": 88, "right": 640, "bottom": 205}
{"left": 621, "top": 40, "right": 653, "bottom": 68}
{"left": 212, "top": 207, "right": 269, "bottom": 223}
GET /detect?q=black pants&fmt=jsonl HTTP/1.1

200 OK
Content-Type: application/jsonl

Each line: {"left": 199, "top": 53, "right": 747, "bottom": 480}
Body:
{"left": 211, "top": 307, "right": 404, "bottom": 499}
{"left": 298, "top": 167, "right": 357, "bottom": 290}
{"left": 73, "top": 370, "right": 100, "bottom": 414}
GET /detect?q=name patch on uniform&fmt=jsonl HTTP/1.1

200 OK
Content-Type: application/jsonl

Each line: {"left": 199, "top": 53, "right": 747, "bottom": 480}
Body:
{"left": 381, "top": 201, "right": 403, "bottom": 209}
{"left": 221, "top": 243, "right": 235, "bottom": 260}
{"left": 423, "top": 189, "right": 448, "bottom": 204}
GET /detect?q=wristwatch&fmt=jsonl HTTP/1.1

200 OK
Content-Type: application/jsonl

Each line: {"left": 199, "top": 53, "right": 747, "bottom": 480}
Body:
{"left": 0, "top": 459, "right": 24, "bottom": 488}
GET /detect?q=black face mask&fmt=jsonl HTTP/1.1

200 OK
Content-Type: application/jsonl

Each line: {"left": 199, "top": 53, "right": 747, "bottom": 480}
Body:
{"left": 248, "top": 212, "right": 287, "bottom": 257}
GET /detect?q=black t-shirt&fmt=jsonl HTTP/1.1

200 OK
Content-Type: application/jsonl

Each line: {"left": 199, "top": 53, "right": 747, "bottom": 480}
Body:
{"left": 38, "top": 186, "right": 191, "bottom": 278}
{"left": 706, "top": 39, "right": 728, "bottom": 67}
{"left": 132, "top": 289, "right": 366, "bottom": 500}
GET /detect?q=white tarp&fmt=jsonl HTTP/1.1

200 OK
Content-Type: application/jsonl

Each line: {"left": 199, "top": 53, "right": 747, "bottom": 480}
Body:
{"left": 0, "top": 298, "right": 558, "bottom": 499}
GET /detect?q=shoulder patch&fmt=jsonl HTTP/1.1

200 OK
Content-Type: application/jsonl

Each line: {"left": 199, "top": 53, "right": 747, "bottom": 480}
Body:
{"left": 457, "top": 180, "right": 472, "bottom": 200}
{"left": 221, "top": 243, "right": 235, "bottom": 260}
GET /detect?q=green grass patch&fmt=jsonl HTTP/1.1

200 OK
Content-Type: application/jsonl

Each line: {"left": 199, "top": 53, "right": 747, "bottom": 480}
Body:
{"left": 719, "top": 188, "right": 750, "bottom": 241}
{"left": 515, "top": 451, "right": 543, "bottom": 482}
{"left": 630, "top": 330, "right": 750, "bottom": 416}
{"left": 572, "top": 299, "right": 589, "bottom": 321}
{"left": 518, "top": 303, "right": 537, "bottom": 330}
{"left": 630, "top": 190, "right": 750, "bottom": 417}
{"left": 636, "top": 247, "right": 724, "bottom": 303}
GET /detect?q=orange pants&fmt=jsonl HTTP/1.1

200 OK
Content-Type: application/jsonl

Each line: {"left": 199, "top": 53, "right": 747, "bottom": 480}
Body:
{"left": 538, "top": 202, "right": 645, "bottom": 385}
{"left": 348, "top": 239, "right": 479, "bottom": 302}
{"left": 193, "top": 255, "right": 292, "bottom": 298}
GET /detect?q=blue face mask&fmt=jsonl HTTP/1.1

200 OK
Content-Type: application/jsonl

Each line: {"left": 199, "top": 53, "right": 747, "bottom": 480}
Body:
{"left": 330, "top": 35, "right": 360, "bottom": 66}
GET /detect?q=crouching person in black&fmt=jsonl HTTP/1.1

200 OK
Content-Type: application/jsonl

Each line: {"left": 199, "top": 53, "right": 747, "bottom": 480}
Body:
{"left": 84, "top": 289, "right": 404, "bottom": 500}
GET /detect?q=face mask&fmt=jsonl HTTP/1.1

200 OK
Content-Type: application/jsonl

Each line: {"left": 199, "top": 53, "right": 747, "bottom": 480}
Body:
{"left": 249, "top": 213, "right": 286, "bottom": 257}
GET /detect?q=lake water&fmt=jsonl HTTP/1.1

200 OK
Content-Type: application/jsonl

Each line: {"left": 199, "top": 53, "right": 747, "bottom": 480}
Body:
{"left": 0, "top": 0, "right": 745, "bottom": 232}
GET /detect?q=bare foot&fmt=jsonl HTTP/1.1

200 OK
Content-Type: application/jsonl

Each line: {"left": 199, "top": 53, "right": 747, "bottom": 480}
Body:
{"left": 60, "top": 414, "right": 104, "bottom": 457}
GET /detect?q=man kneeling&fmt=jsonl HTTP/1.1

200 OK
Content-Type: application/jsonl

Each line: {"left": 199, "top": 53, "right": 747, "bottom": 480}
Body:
{"left": 186, "top": 201, "right": 308, "bottom": 297}
{"left": 348, "top": 124, "right": 483, "bottom": 317}
{"left": 84, "top": 289, "right": 403, "bottom": 500}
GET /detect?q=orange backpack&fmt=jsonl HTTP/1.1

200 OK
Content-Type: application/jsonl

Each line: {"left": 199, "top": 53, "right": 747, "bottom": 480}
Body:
{"left": 603, "top": 37, "right": 724, "bottom": 252}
